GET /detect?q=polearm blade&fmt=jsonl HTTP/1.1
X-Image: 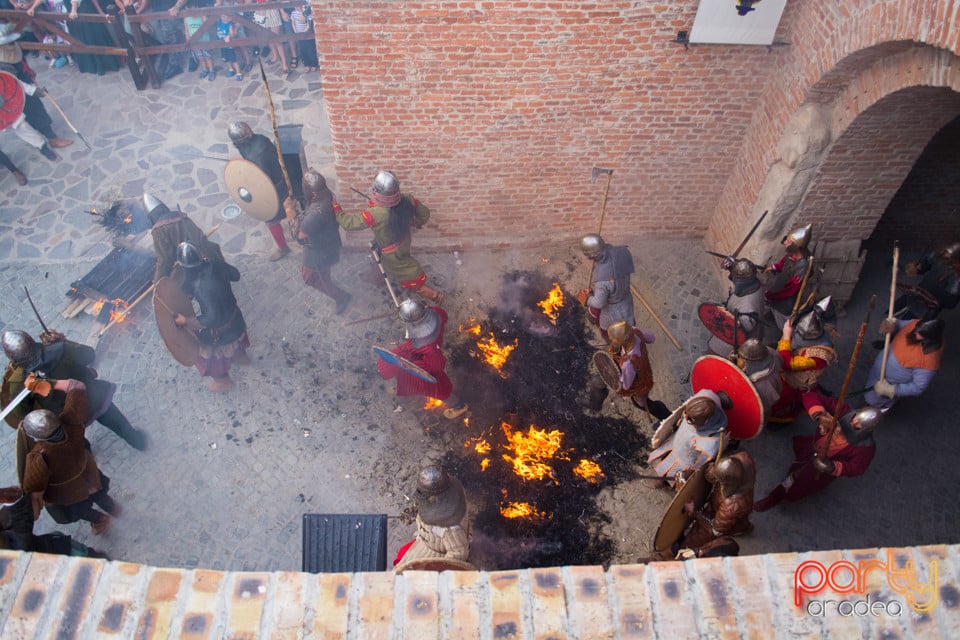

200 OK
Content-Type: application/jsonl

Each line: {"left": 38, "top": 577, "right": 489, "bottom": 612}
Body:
{"left": 23, "top": 286, "right": 49, "bottom": 334}
{"left": 0, "top": 387, "right": 32, "bottom": 425}
{"left": 39, "top": 87, "right": 92, "bottom": 150}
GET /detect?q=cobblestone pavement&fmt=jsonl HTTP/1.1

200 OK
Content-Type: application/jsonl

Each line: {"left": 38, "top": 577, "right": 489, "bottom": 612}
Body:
{"left": 0, "top": 60, "right": 957, "bottom": 572}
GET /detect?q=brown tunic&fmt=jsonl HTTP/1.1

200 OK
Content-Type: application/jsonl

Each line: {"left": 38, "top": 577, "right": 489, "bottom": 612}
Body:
{"left": 401, "top": 514, "right": 470, "bottom": 562}
{"left": 20, "top": 385, "right": 102, "bottom": 506}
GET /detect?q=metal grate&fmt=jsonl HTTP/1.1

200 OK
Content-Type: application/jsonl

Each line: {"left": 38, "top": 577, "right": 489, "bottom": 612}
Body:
{"left": 301, "top": 514, "right": 388, "bottom": 573}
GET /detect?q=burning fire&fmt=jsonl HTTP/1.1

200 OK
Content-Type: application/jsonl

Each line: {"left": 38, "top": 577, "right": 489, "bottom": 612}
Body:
{"left": 92, "top": 298, "right": 131, "bottom": 323}
{"left": 474, "top": 333, "right": 517, "bottom": 378}
{"left": 500, "top": 422, "right": 568, "bottom": 483}
{"left": 537, "top": 282, "right": 565, "bottom": 323}
{"left": 459, "top": 321, "right": 481, "bottom": 335}
{"left": 573, "top": 459, "right": 604, "bottom": 483}
{"left": 91, "top": 299, "right": 105, "bottom": 314}
{"left": 500, "top": 501, "right": 546, "bottom": 520}
{"left": 423, "top": 398, "right": 444, "bottom": 410}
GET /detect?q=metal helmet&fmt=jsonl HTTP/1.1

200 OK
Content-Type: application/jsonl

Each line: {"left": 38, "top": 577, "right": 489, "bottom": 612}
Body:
{"left": 580, "top": 234, "right": 606, "bottom": 260}
{"left": 228, "top": 121, "right": 254, "bottom": 145}
{"left": 607, "top": 321, "right": 635, "bottom": 352}
{"left": 2, "top": 330, "right": 39, "bottom": 368}
{"left": 730, "top": 259, "right": 758, "bottom": 281}
{"left": 939, "top": 242, "right": 960, "bottom": 262}
{"left": 915, "top": 317, "right": 945, "bottom": 344}
{"left": 21, "top": 409, "right": 60, "bottom": 441}
{"left": 414, "top": 465, "right": 467, "bottom": 527}
{"left": 783, "top": 224, "right": 813, "bottom": 250}
{"left": 684, "top": 395, "right": 716, "bottom": 426}
{"left": 399, "top": 299, "right": 439, "bottom": 340}
{"left": 176, "top": 242, "right": 202, "bottom": 269}
{"left": 713, "top": 455, "right": 746, "bottom": 494}
{"left": 143, "top": 192, "right": 174, "bottom": 224}
{"left": 301, "top": 169, "right": 328, "bottom": 202}
{"left": 795, "top": 296, "right": 832, "bottom": 340}
{"left": 372, "top": 171, "right": 400, "bottom": 196}
{"left": 852, "top": 406, "right": 881, "bottom": 431}
{"left": 737, "top": 338, "right": 767, "bottom": 362}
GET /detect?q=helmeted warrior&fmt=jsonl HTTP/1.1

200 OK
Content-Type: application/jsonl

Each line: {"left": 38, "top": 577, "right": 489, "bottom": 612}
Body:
{"left": 228, "top": 121, "right": 291, "bottom": 261}
{"left": 709, "top": 258, "right": 765, "bottom": 356}
{"left": 893, "top": 242, "right": 960, "bottom": 320}
{"left": 146, "top": 192, "right": 225, "bottom": 282}
{"left": 16, "top": 378, "right": 120, "bottom": 535}
{"left": 1, "top": 329, "right": 147, "bottom": 450}
{"left": 768, "top": 297, "right": 838, "bottom": 424}
{"left": 335, "top": 170, "right": 442, "bottom": 304}
{"left": 647, "top": 390, "right": 729, "bottom": 488}
{"left": 606, "top": 321, "right": 671, "bottom": 420}
{"left": 0, "top": 22, "right": 72, "bottom": 160}
{"left": 377, "top": 299, "right": 467, "bottom": 419}
{"left": 577, "top": 234, "right": 636, "bottom": 341}
{"left": 764, "top": 223, "right": 813, "bottom": 329}
{"left": 173, "top": 242, "right": 250, "bottom": 392}
{"left": 680, "top": 450, "right": 756, "bottom": 551}
{"left": 285, "top": 170, "right": 351, "bottom": 314}
{"left": 394, "top": 465, "right": 470, "bottom": 568}
{"left": 754, "top": 390, "right": 879, "bottom": 511}
{"left": 864, "top": 317, "right": 944, "bottom": 412}
{"left": 735, "top": 338, "right": 783, "bottom": 415}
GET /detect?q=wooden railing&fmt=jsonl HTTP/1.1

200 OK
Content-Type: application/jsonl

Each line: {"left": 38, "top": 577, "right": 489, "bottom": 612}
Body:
{"left": 0, "top": 1, "right": 313, "bottom": 90}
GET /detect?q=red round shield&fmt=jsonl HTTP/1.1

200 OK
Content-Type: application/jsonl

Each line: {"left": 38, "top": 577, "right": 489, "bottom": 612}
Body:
{"left": 0, "top": 71, "right": 26, "bottom": 131}
{"left": 698, "top": 303, "right": 746, "bottom": 346}
{"left": 691, "top": 355, "right": 764, "bottom": 439}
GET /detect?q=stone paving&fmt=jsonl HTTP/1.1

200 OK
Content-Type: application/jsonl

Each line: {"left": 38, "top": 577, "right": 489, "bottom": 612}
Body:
{"left": 0, "top": 59, "right": 958, "bottom": 573}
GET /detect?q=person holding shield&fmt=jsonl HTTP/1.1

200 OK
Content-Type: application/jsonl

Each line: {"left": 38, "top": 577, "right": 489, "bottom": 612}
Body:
{"left": 603, "top": 321, "right": 672, "bottom": 420}
{"left": 376, "top": 300, "right": 467, "bottom": 419}
{"left": 646, "top": 390, "right": 728, "bottom": 489}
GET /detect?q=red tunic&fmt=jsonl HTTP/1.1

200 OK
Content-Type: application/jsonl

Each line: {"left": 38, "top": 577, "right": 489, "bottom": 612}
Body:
{"left": 377, "top": 306, "right": 453, "bottom": 400}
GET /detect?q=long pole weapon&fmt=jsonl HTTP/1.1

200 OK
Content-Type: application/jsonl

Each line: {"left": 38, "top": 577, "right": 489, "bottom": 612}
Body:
{"left": 36, "top": 87, "right": 92, "bottom": 150}
{"left": 879, "top": 242, "right": 899, "bottom": 384}
{"left": 256, "top": 57, "right": 295, "bottom": 234}
{"left": 817, "top": 295, "right": 876, "bottom": 461}
{"left": 586, "top": 168, "right": 614, "bottom": 288}
{"left": 789, "top": 255, "right": 816, "bottom": 320}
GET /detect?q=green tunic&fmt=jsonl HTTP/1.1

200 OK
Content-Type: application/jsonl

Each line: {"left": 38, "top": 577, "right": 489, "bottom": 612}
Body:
{"left": 336, "top": 194, "right": 430, "bottom": 288}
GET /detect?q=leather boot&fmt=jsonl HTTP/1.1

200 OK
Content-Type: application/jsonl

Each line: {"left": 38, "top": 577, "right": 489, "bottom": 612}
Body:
{"left": 753, "top": 484, "right": 786, "bottom": 512}
{"left": 12, "top": 169, "right": 27, "bottom": 186}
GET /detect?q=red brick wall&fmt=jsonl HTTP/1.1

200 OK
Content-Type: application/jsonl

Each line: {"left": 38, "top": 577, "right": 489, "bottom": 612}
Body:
{"left": 310, "top": 2, "right": 960, "bottom": 251}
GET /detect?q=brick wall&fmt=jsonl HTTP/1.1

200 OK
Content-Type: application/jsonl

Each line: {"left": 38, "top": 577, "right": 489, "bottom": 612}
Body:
{"left": 311, "top": 2, "right": 960, "bottom": 254}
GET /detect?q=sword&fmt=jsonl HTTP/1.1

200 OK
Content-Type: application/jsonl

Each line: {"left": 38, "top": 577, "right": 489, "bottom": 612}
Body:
{"left": 38, "top": 87, "right": 92, "bottom": 150}
{"left": 0, "top": 387, "right": 32, "bottom": 425}
{"left": 730, "top": 209, "right": 768, "bottom": 257}
{"left": 23, "top": 286, "right": 50, "bottom": 334}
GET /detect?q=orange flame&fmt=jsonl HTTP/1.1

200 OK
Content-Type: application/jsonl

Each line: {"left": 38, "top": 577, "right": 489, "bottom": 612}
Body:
{"left": 474, "top": 333, "right": 517, "bottom": 378}
{"left": 423, "top": 397, "right": 444, "bottom": 410}
{"left": 108, "top": 298, "right": 130, "bottom": 323}
{"left": 500, "top": 422, "right": 568, "bottom": 483}
{"left": 91, "top": 299, "right": 106, "bottom": 314}
{"left": 573, "top": 459, "right": 605, "bottom": 483}
{"left": 480, "top": 458, "right": 490, "bottom": 471}
{"left": 500, "top": 501, "right": 545, "bottom": 519}
{"left": 537, "top": 282, "right": 564, "bottom": 323}
{"left": 459, "top": 322, "right": 482, "bottom": 335}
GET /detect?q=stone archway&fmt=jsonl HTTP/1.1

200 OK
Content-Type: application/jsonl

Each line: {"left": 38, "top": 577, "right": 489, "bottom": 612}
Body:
{"left": 738, "top": 44, "right": 960, "bottom": 306}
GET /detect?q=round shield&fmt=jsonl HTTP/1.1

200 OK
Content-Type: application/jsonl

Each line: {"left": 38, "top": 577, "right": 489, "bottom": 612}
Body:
{"left": 223, "top": 158, "right": 279, "bottom": 221}
{"left": 698, "top": 303, "right": 747, "bottom": 347}
{"left": 394, "top": 557, "right": 476, "bottom": 574}
{"left": 153, "top": 277, "right": 200, "bottom": 366}
{"left": 591, "top": 350, "right": 622, "bottom": 392}
{"left": 372, "top": 345, "right": 437, "bottom": 384}
{"left": 653, "top": 466, "right": 710, "bottom": 553}
{"left": 0, "top": 71, "right": 26, "bottom": 131}
{"left": 691, "top": 355, "right": 765, "bottom": 440}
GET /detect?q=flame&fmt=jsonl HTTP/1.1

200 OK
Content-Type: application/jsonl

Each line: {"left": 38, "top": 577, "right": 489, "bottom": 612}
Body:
{"left": 107, "top": 298, "right": 130, "bottom": 323}
{"left": 474, "top": 333, "right": 517, "bottom": 377}
{"left": 537, "top": 282, "right": 564, "bottom": 323}
{"left": 500, "top": 501, "right": 545, "bottom": 519}
{"left": 500, "top": 422, "right": 568, "bottom": 483}
{"left": 459, "top": 321, "right": 481, "bottom": 335}
{"left": 480, "top": 458, "right": 490, "bottom": 471}
{"left": 91, "top": 299, "right": 106, "bottom": 314}
{"left": 123, "top": 214, "right": 133, "bottom": 224}
{"left": 423, "top": 397, "right": 444, "bottom": 410}
{"left": 573, "top": 459, "right": 605, "bottom": 483}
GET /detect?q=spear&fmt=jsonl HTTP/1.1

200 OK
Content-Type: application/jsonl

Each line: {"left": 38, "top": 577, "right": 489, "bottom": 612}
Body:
{"left": 37, "top": 86, "right": 92, "bottom": 150}
{"left": 879, "top": 242, "right": 899, "bottom": 384}
{"left": 256, "top": 56, "right": 296, "bottom": 236}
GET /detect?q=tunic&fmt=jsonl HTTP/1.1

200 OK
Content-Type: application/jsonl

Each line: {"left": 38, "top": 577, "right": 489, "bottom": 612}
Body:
{"left": 864, "top": 319, "right": 943, "bottom": 409}
{"left": 235, "top": 133, "right": 288, "bottom": 224}
{"left": 648, "top": 409, "right": 728, "bottom": 483}
{"left": 150, "top": 213, "right": 225, "bottom": 282}
{"left": 614, "top": 327, "right": 655, "bottom": 399}
{"left": 586, "top": 245, "right": 636, "bottom": 330}
{"left": 765, "top": 253, "right": 809, "bottom": 315}
{"left": 399, "top": 514, "right": 470, "bottom": 562}
{"left": 377, "top": 306, "right": 453, "bottom": 400}
{"left": 336, "top": 194, "right": 431, "bottom": 288}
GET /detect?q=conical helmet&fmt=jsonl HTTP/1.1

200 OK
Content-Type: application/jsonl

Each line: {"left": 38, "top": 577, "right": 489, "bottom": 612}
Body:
{"left": 796, "top": 296, "right": 832, "bottom": 340}
{"left": 228, "top": 121, "right": 253, "bottom": 145}
{"left": 784, "top": 224, "right": 813, "bottom": 250}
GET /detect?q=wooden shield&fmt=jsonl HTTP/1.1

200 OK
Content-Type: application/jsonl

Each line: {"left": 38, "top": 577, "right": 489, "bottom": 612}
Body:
{"left": 372, "top": 345, "right": 437, "bottom": 384}
{"left": 698, "top": 303, "right": 746, "bottom": 346}
{"left": 691, "top": 355, "right": 765, "bottom": 440}
{"left": 0, "top": 71, "right": 25, "bottom": 131}
{"left": 394, "top": 557, "right": 476, "bottom": 574}
{"left": 223, "top": 158, "right": 279, "bottom": 221}
{"left": 653, "top": 466, "right": 710, "bottom": 553}
{"left": 153, "top": 277, "right": 200, "bottom": 366}
{"left": 592, "top": 350, "right": 622, "bottom": 392}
